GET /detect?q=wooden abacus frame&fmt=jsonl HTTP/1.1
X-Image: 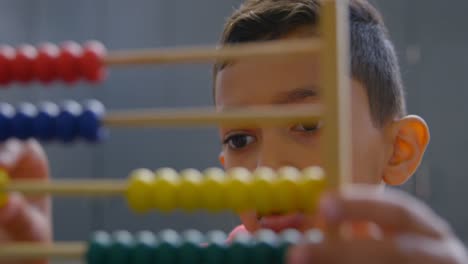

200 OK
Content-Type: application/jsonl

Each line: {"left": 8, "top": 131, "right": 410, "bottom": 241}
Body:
{"left": 0, "top": 0, "right": 350, "bottom": 261}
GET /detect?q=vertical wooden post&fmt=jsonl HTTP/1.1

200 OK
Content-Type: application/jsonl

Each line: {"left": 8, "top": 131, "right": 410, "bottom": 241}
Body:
{"left": 320, "top": 0, "right": 351, "bottom": 188}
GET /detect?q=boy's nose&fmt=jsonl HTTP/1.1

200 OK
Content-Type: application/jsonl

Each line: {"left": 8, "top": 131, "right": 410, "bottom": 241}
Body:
{"left": 255, "top": 131, "right": 296, "bottom": 170}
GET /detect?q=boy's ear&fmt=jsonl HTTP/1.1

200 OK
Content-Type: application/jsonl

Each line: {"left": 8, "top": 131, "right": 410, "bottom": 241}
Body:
{"left": 383, "top": 115, "right": 430, "bottom": 185}
{"left": 219, "top": 152, "right": 225, "bottom": 167}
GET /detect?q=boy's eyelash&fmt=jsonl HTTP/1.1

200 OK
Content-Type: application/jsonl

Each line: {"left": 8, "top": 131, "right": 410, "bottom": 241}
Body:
{"left": 222, "top": 132, "right": 246, "bottom": 144}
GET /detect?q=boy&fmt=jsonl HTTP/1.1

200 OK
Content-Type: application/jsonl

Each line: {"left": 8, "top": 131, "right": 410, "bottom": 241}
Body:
{"left": 214, "top": 0, "right": 467, "bottom": 263}
{"left": 1, "top": 1, "right": 467, "bottom": 264}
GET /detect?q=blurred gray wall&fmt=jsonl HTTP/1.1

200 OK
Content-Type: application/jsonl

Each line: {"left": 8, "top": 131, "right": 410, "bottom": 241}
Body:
{"left": 0, "top": 0, "right": 467, "bottom": 245}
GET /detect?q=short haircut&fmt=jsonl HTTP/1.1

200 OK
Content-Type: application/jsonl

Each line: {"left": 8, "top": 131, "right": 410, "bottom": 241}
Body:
{"left": 214, "top": 0, "right": 406, "bottom": 126}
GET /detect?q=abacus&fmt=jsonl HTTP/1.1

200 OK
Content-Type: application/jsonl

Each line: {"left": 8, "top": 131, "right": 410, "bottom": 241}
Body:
{"left": 0, "top": 0, "right": 351, "bottom": 263}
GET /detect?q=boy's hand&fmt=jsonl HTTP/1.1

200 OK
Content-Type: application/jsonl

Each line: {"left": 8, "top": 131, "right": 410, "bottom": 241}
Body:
{"left": 290, "top": 185, "right": 468, "bottom": 264}
{"left": 0, "top": 140, "right": 51, "bottom": 264}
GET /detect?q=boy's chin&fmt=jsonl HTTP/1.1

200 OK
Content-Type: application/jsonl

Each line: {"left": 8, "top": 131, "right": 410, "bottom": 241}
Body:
{"left": 257, "top": 212, "right": 306, "bottom": 233}
{"left": 240, "top": 211, "right": 318, "bottom": 233}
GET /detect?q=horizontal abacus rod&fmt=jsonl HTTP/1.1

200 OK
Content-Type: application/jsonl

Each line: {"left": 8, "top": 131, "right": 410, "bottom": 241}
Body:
{"left": 0, "top": 38, "right": 319, "bottom": 86}
{"left": 5, "top": 180, "right": 127, "bottom": 196}
{"left": 103, "top": 105, "right": 322, "bottom": 127}
{"left": 105, "top": 38, "right": 321, "bottom": 66}
{"left": 1, "top": 167, "right": 326, "bottom": 214}
{"left": 0, "top": 242, "right": 85, "bottom": 260}
{"left": 0, "top": 101, "right": 321, "bottom": 143}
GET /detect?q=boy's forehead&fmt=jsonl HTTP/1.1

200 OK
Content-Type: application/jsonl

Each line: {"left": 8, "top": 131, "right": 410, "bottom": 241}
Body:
{"left": 215, "top": 55, "right": 320, "bottom": 107}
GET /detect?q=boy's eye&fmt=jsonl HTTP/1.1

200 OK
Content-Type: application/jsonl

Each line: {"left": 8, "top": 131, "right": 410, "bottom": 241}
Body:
{"left": 292, "top": 121, "right": 322, "bottom": 133}
{"left": 223, "top": 134, "right": 256, "bottom": 149}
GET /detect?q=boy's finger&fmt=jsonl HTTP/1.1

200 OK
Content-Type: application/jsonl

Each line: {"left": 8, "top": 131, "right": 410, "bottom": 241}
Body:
{"left": 0, "top": 140, "right": 24, "bottom": 171}
{"left": 0, "top": 193, "right": 51, "bottom": 242}
{"left": 288, "top": 237, "right": 450, "bottom": 264}
{"left": 0, "top": 140, "right": 50, "bottom": 215}
{"left": 318, "top": 185, "right": 451, "bottom": 238}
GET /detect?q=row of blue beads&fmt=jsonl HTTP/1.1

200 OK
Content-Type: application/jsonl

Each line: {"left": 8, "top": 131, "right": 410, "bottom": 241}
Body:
{"left": 0, "top": 99, "right": 106, "bottom": 143}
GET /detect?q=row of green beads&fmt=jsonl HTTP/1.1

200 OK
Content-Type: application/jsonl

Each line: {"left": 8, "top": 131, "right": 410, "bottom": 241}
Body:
{"left": 87, "top": 229, "right": 323, "bottom": 264}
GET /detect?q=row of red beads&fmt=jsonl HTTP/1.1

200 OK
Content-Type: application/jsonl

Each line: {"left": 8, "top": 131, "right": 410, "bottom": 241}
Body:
{"left": 0, "top": 41, "right": 106, "bottom": 86}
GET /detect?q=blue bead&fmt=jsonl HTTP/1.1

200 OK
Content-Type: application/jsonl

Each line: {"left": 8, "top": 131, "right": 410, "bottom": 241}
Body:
{"left": 78, "top": 99, "right": 106, "bottom": 142}
{"left": 33, "top": 102, "right": 59, "bottom": 141}
{"left": 0, "top": 103, "right": 15, "bottom": 141}
{"left": 12, "top": 103, "right": 37, "bottom": 140}
{"left": 56, "top": 101, "right": 81, "bottom": 143}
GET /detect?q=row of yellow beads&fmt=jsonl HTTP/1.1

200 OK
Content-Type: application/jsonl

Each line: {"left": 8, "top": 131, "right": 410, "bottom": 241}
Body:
{"left": 125, "top": 167, "right": 326, "bottom": 214}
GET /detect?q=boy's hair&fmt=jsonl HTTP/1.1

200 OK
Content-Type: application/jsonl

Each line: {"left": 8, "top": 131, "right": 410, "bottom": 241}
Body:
{"left": 214, "top": 0, "right": 406, "bottom": 126}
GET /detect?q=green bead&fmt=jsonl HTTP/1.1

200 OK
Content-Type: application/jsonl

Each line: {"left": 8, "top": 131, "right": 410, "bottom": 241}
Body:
{"left": 203, "top": 231, "right": 227, "bottom": 264}
{"left": 87, "top": 231, "right": 112, "bottom": 264}
{"left": 276, "top": 229, "right": 302, "bottom": 264}
{"left": 179, "top": 230, "right": 204, "bottom": 264}
{"left": 155, "top": 229, "right": 181, "bottom": 264}
{"left": 132, "top": 231, "right": 158, "bottom": 264}
{"left": 109, "top": 231, "right": 135, "bottom": 264}
{"left": 253, "top": 230, "right": 278, "bottom": 264}
{"left": 226, "top": 232, "right": 253, "bottom": 264}
{"left": 304, "top": 229, "right": 324, "bottom": 244}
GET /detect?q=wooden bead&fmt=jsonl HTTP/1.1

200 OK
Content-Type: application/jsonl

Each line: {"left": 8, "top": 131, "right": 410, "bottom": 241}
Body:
{"left": 156, "top": 229, "right": 181, "bottom": 264}
{"left": 179, "top": 230, "right": 204, "bottom": 264}
{"left": 299, "top": 167, "right": 326, "bottom": 212}
{"left": 226, "top": 232, "right": 253, "bottom": 264}
{"left": 0, "top": 45, "right": 14, "bottom": 85}
{"left": 225, "top": 168, "right": 252, "bottom": 212}
{"left": 12, "top": 45, "right": 36, "bottom": 83}
{"left": 253, "top": 229, "right": 279, "bottom": 264}
{"left": 12, "top": 103, "right": 37, "bottom": 140}
{"left": 126, "top": 169, "right": 155, "bottom": 213}
{"left": 80, "top": 41, "right": 106, "bottom": 83}
{"left": 275, "top": 167, "right": 301, "bottom": 212}
{"left": 153, "top": 168, "right": 179, "bottom": 212}
{"left": 33, "top": 43, "right": 59, "bottom": 83}
{"left": 109, "top": 231, "right": 134, "bottom": 264}
{"left": 178, "top": 169, "right": 203, "bottom": 211}
{"left": 86, "top": 231, "right": 112, "bottom": 264}
{"left": 132, "top": 231, "right": 157, "bottom": 264}
{"left": 251, "top": 167, "right": 276, "bottom": 214}
{"left": 57, "top": 41, "right": 82, "bottom": 83}
{"left": 200, "top": 168, "right": 226, "bottom": 211}
{"left": 204, "top": 231, "right": 227, "bottom": 264}
{"left": 0, "top": 103, "right": 14, "bottom": 141}
{"left": 0, "top": 170, "right": 9, "bottom": 207}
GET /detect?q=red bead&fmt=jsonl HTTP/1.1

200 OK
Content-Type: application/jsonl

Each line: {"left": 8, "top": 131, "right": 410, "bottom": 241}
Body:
{"left": 33, "top": 43, "right": 59, "bottom": 84}
{"left": 79, "top": 41, "right": 106, "bottom": 83}
{"left": 0, "top": 45, "right": 15, "bottom": 86}
{"left": 57, "top": 41, "right": 82, "bottom": 84}
{"left": 12, "top": 44, "right": 37, "bottom": 83}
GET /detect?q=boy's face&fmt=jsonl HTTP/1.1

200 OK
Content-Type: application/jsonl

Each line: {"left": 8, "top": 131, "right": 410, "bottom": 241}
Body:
{"left": 214, "top": 32, "right": 393, "bottom": 232}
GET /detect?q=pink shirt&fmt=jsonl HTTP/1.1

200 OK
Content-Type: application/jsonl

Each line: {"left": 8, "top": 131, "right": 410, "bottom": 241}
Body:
{"left": 226, "top": 225, "right": 249, "bottom": 243}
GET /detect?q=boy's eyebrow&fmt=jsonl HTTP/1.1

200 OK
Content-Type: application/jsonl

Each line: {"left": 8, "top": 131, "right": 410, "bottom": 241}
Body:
{"left": 273, "top": 87, "right": 318, "bottom": 104}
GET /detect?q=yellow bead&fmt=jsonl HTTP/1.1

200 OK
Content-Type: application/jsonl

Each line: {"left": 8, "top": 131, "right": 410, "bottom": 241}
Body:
{"left": 126, "top": 169, "right": 155, "bottom": 213}
{"left": 251, "top": 167, "right": 276, "bottom": 214}
{"left": 275, "top": 167, "right": 301, "bottom": 213}
{"left": 225, "top": 167, "right": 252, "bottom": 212}
{"left": 299, "top": 167, "right": 326, "bottom": 213}
{"left": 177, "top": 169, "right": 202, "bottom": 211}
{"left": 153, "top": 168, "right": 180, "bottom": 212}
{"left": 200, "top": 168, "right": 226, "bottom": 211}
{"left": 0, "top": 170, "right": 9, "bottom": 208}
